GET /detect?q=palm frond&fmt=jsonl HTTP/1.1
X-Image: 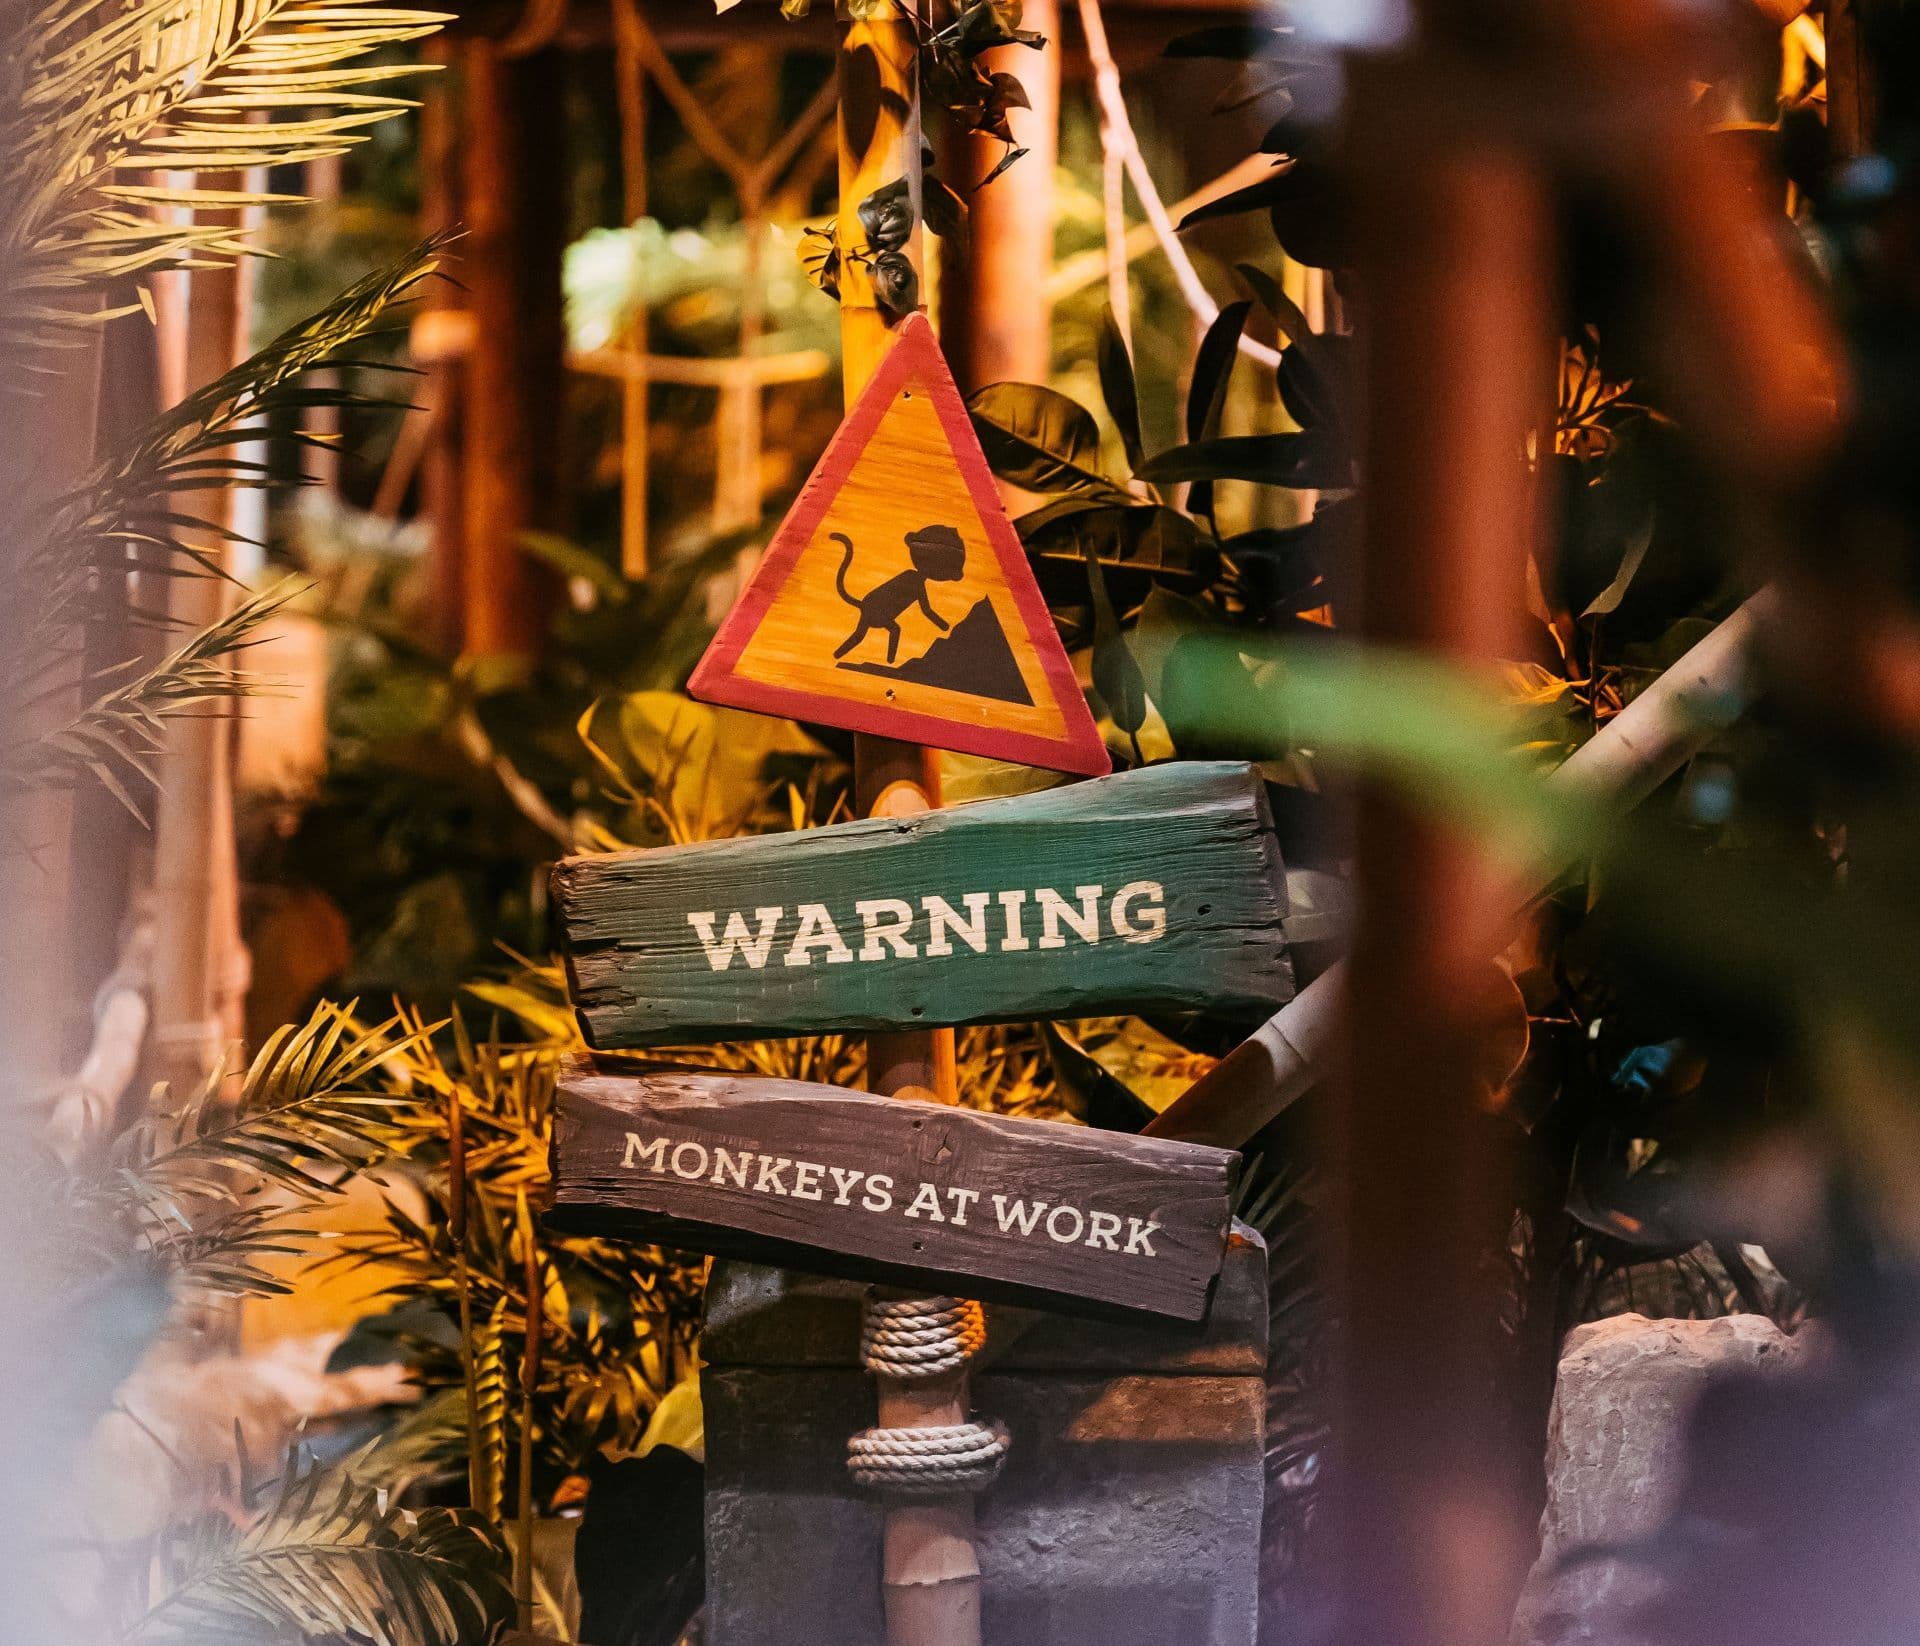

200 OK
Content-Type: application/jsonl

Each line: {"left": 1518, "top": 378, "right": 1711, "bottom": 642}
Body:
{"left": 149, "top": 1198, "right": 314, "bottom": 1296}
{"left": 2, "top": 580, "right": 299, "bottom": 818}
{"left": 39, "top": 238, "right": 445, "bottom": 592}
{"left": 110, "top": 999, "right": 433, "bottom": 1223}
{"left": 134, "top": 1449, "right": 509, "bottom": 1644}
{"left": 4, "top": 241, "right": 448, "bottom": 782}
{"left": 1, "top": 0, "right": 450, "bottom": 351}
{"left": 350, "top": 1387, "right": 470, "bottom": 1500}
{"left": 473, "top": 1302, "right": 510, "bottom": 1523}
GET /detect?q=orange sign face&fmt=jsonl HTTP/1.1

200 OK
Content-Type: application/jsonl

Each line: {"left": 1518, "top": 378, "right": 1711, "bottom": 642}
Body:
{"left": 688, "top": 315, "right": 1111, "bottom": 777}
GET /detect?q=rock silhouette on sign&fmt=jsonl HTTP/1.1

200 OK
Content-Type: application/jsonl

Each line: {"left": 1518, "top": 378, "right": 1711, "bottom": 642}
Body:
{"left": 842, "top": 598, "right": 1035, "bottom": 706}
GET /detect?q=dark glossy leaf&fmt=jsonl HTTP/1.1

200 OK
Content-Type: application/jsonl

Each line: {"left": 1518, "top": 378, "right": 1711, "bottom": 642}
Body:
{"left": 1213, "top": 62, "right": 1299, "bottom": 114}
{"left": 988, "top": 70, "right": 1030, "bottom": 110}
{"left": 1278, "top": 335, "right": 1355, "bottom": 433}
{"left": 1564, "top": 1120, "right": 1698, "bottom": 1255}
{"left": 1085, "top": 544, "right": 1147, "bottom": 734}
{"left": 858, "top": 178, "right": 914, "bottom": 252}
{"left": 1019, "top": 499, "right": 1216, "bottom": 582}
{"left": 1042, "top": 1022, "right": 1156, "bottom": 1133}
{"left": 976, "top": 143, "right": 1028, "bottom": 189}
{"left": 1188, "top": 300, "right": 1250, "bottom": 443}
{"left": 1179, "top": 165, "right": 1297, "bottom": 229}
{"left": 577, "top": 1448, "right": 705, "bottom": 1646}
{"left": 1222, "top": 522, "right": 1324, "bottom": 614}
{"left": 1185, "top": 299, "right": 1251, "bottom": 522}
{"left": 1097, "top": 309, "right": 1144, "bottom": 474}
{"left": 1137, "top": 431, "right": 1352, "bottom": 490}
{"left": 1581, "top": 517, "right": 1655, "bottom": 618}
{"left": 1235, "top": 260, "right": 1310, "bottom": 343}
{"left": 922, "top": 173, "right": 967, "bottom": 241}
{"left": 798, "top": 224, "right": 840, "bottom": 300}
{"left": 868, "top": 249, "right": 919, "bottom": 316}
{"left": 968, "top": 382, "right": 1130, "bottom": 497}
{"left": 1265, "top": 161, "right": 1351, "bottom": 269}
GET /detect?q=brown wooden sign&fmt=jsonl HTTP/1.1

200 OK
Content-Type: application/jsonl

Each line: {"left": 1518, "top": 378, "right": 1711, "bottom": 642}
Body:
{"left": 546, "top": 1063, "right": 1241, "bottom": 1323}
{"left": 553, "top": 759, "right": 1293, "bottom": 1049}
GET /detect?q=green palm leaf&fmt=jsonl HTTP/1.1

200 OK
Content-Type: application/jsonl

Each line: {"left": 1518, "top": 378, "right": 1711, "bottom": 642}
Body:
{"left": 1, "top": 0, "right": 449, "bottom": 350}
{"left": 4, "top": 241, "right": 447, "bottom": 815}
{"left": 112, "top": 999, "right": 434, "bottom": 1223}
{"left": 134, "top": 1450, "right": 509, "bottom": 1644}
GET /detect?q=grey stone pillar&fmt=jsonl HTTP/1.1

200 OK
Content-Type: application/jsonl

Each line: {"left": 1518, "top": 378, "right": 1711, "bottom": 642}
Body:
{"left": 701, "top": 1224, "right": 1270, "bottom": 1646}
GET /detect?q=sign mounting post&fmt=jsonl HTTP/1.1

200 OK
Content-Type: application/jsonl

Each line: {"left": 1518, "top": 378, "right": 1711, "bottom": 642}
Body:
{"left": 837, "top": 12, "right": 982, "bottom": 1645}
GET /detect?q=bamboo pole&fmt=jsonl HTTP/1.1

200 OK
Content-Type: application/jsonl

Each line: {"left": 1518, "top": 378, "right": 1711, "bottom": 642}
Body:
{"left": 611, "top": 0, "right": 651, "bottom": 578}
{"left": 148, "top": 226, "right": 252, "bottom": 1100}
{"left": 1826, "top": 0, "right": 1875, "bottom": 161}
{"left": 1333, "top": 79, "right": 1557, "bottom": 1639}
{"left": 420, "top": 33, "right": 467, "bottom": 656}
{"left": 839, "top": 11, "right": 978, "bottom": 1642}
{"left": 1143, "top": 594, "right": 1783, "bottom": 1152}
{"left": 459, "top": 37, "right": 566, "bottom": 664}
{"left": 947, "top": 0, "right": 1058, "bottom": 392}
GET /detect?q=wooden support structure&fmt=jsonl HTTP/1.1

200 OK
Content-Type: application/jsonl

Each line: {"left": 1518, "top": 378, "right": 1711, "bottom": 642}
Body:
{"left": 837, "top": 8, "right": 980, "bottom": 1639}
{"left": 1335, "top": 52, "right": 1554, "bottom": 1645}
{"left": 458, "top": 35, "right": 567, "bottom": 663}
{"left": 611, "top": 0, "right": 652, "bottom": 577}
{"left": 610, "top": 1, "right": 837, "bottom": 552}
{"left": 945, "top": 0, "right": 1060, "bottom": 393}
{"left": 148, "top": 245, "right": 252, "bottom": 1099}
{"left": 420, "top": 33, "right": 468, "bottom": 655}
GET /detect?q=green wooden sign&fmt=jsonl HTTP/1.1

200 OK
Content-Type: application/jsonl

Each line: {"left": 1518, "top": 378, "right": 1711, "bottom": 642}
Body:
{"left": 553, "top": 760, "right": 1292, "bottom": 1048}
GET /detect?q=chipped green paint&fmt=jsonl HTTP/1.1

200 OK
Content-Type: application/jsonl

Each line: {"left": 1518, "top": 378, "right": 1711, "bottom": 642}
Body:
{"left": 552, "top": 761, "right": 1293, "bottom": 1047}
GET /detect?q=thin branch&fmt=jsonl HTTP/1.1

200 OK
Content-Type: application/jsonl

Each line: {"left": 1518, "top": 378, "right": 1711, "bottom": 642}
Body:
{"left": 1075, "top": 0, "right": 1282, "bottom": 368}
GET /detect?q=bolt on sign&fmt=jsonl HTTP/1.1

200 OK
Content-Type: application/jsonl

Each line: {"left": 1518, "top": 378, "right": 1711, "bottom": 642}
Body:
{"left": 548, "top": 1065, "right": 1241, "bottom": 1322}
{"left": 552, "top": 760, "right": 1294, "bottom": 1048}
{"left": 686, "top": 312, "right": 1110, "bottom": 778}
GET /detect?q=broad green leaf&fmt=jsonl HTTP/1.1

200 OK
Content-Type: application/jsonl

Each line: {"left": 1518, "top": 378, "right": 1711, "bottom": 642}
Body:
{"left": 1084, "top": 545, "right": 1147, "bottom": 736}
{"left": 968, "top": 382, "right": 1131, "bottom": 499}
{"left": 1136, "top": 431, "right": 1352, "bottom": 490}
{"left": 1019, "top": 500, "right": 1215, "bottom": 580}
{"left": 579, "top": 692, "right": 828, "bottom": 842}
{"left": 637, "top": 1374, "right": 706, "bottom": 1462}
{"left": 518, "top": 531, "right": 626, "bottom": 601}
{"left": 1581, "top": 518, "right": 1655, "bottom": 618}
{"left": 1096, "top": 309, "right": 1145, "bottom": 474}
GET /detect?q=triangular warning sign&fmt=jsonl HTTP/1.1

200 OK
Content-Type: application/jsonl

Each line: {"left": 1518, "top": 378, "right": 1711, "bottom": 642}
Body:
{"left": 688, "top": 315, "right": 1111, "bottom": 777}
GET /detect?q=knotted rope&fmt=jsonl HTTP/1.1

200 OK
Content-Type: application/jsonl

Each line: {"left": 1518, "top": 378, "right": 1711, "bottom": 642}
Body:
{"left": 848, "top": 1292, "right": 1008, "bottom": 1498}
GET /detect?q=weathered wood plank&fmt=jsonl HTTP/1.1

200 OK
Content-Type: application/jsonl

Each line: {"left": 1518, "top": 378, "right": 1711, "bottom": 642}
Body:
{"left": 553, "top": 759, "right": 1293, "bottom": 1048}
{"left": 547, "top": 1064, "right": 1241, "bottom": 1322}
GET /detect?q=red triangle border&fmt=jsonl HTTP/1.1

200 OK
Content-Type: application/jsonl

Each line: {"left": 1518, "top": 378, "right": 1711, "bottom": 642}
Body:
{"left": 687, "top": 314, "right": 1111, "bottom": 778}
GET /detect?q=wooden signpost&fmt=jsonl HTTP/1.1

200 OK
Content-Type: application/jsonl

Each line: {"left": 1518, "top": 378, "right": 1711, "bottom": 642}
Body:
{"left": 549, "top": 1064, "right": 1240, "bottom": 1323}
{"left": 553, "top": 759, "right": 1293, "bottom": 1048}
{"left": 543, "top": 14, "right": 1279, "bottom": 1637}
{"left": 687, "top": 313, "right": 1110, "bottom": 778}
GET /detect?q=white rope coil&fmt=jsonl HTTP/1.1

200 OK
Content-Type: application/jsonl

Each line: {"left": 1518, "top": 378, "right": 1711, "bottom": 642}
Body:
{"left": 846, "top": 1420, "right": 1010, "bottom": 1496}
{"left": 850, "top": 1290, "right": 1004, "bottom": 1496}
{"left": 859, "top": 1294, "right": 986, "bottom": 1379}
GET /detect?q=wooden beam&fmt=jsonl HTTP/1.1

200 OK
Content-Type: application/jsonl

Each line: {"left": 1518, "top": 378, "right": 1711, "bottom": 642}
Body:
{"left": 459, "top": 38, "right": 567, "bottom": 662}
{"left": 1331, "top": 45, "right": 1555, "bottom": 1646}
{"left": 944, "top": 0, "right": 1060, "bottom": 394}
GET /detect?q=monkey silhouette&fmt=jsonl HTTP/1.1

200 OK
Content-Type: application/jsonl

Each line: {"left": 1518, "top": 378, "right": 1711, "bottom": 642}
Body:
{"left": 830, "top": 524, "right": 967, "bottom": 664}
